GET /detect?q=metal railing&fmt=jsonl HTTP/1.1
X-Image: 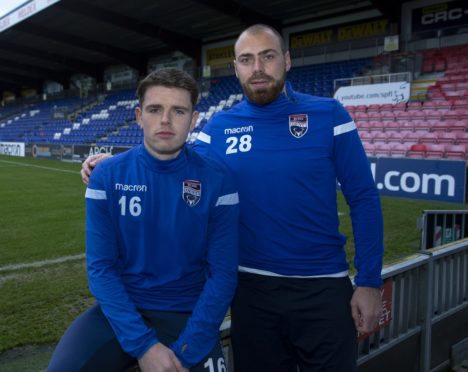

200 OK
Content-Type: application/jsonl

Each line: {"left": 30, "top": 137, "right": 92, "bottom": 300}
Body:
{"left": 419, "top": 210, "right": 468, "bottom": 250}
{"left": 358, "top": 239, "right": 468, "bottom": 371}
{"left": 333, "top": 71, "right": 412, "bottom": 92}
{"left": 220, "top": 239, "right": 468, "bottom": 371}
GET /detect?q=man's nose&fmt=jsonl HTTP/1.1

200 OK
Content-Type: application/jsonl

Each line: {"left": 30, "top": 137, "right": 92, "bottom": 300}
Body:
{"left": 253, "top": 57, "right": 264, "bottom": 72}
{"left": 161, "top": 110, "right": 171, "bottom": 124}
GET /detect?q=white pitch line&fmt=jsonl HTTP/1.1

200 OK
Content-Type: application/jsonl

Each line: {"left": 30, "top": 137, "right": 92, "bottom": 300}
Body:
{"left": 0, "top": 254, "right": 85, "bottom": 273}
{"left": 0, "top": 159, "right": 80, "bottom": 174}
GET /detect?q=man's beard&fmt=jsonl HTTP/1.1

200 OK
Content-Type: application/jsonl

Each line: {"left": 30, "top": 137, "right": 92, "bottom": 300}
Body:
{"left": 242, "top": 71, "right": 286, "bottom": 105}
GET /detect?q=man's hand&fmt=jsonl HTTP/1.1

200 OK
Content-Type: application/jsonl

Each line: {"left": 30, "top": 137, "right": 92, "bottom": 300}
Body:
{"left": 81, "top": 153, "right": 111, "bottom": 185}
{"left": 138, "top": 343, "right": 188, "bottom": 372}
{"left": 350, "top": 286, "right": 382, "bottom": 334}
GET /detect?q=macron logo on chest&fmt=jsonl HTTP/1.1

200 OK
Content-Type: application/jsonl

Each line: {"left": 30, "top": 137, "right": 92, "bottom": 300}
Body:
{"left": 224, "top": 125, "right": 254, "bottom": 135}
{"left": 115, "top": 183, "right": 148, "bottom": 192}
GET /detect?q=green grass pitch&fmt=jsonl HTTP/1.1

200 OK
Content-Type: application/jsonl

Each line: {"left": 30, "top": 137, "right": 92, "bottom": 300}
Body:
{"left": 0, "top": 153, "right": 466, "bottom": 352}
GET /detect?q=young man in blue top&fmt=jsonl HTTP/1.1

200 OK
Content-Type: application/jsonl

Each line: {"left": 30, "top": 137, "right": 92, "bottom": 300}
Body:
{"left": 82, "top": 25, "right": 384, "bottom": 372}
{"left": 50, "top": 68, "right": 239, "bottom": 372}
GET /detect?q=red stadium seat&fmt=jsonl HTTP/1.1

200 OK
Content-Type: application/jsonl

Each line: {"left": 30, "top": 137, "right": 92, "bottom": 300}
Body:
{"left": 407, "top": 143, "right": 427, "bottom": 158}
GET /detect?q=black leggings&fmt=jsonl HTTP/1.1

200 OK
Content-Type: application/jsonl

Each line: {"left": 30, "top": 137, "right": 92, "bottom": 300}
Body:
{"left": 47, "top": 303, "right": 225, "bottom": 372}
{"left": 231, "top": 273, "right": 357, "bottom": 372}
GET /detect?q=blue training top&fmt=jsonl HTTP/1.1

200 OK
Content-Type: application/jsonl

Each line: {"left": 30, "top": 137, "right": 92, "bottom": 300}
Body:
{"left": 85, "top": 144, "right": 239, "bottom": 367}
{"left": 194, "top": 82, "right": 383, "bottom": 288}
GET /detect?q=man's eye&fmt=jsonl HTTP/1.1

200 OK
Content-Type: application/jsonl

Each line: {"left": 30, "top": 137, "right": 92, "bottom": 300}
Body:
{"left": 175, "top": 110, "right": 186, "bottom": 115}
{"left": 264, "top": 54, "right": 274, "bottom": 60}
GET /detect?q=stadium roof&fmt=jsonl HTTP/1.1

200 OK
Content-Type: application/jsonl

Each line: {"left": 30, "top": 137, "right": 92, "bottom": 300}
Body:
{"left": 0, "top": 0, "right": 405, "bottom": 94}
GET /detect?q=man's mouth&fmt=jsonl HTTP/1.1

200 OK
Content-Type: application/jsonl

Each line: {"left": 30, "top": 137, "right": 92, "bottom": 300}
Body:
{"left": 249, "top": 79, "right": 270, "bottom": 89}
{"left": 155, "top": 131, "right": 175, "bottom": 139}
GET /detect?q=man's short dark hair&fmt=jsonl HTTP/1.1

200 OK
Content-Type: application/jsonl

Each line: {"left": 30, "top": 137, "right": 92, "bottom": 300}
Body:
{"left": 235, "top": 24, "right": 286, "bottom": 54}
{"left": 136, "top": 68, "right": 199, "bottom": 108}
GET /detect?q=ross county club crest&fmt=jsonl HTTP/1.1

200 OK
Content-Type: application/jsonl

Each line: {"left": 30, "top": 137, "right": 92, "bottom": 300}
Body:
{"left": 289, "top": 114, "right": 308, "bottom": 138}
{"left": 182, "top": 180, "right": 201, "bottom": 207}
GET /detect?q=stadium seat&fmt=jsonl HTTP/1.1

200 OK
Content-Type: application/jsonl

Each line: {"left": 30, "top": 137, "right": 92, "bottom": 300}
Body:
{"left": 368, "top": 120, "right": 384, "bottom": 132}
{"left": 431, "top": 120, "right": 450, "bottom": 132}
{"left": 407, "top": 102, "right": 423, "bottom": 111}
{"left": 372, "top": 131, "right": 388, "bottom": 143}
{"left": 380, "top": 111, "right": 395, "bottom": 121}
{"left": 386, "top": 131, "right": 404, "bottom": 143}
{"left": 390, "top": 143, "right": 409, "bottom": 157}
{"left": 412, "top": 119, "right": 431, "bottom": 132}
{"left": 384, "top": 121, "right": 400, "bottom": 132}
{"left": 379, "top": 104, "right": 394, "bottom": 111}
{"left": 366, "top": 104, "right": 380, "bottom": 113}
{"left": 359, "top": 131, "right": 373, "bottom": 142}
{"left": 391, "top": 103, "right": 407, "bottom": 112}
{"left": 353, "top": 112, "right": 369, "bottom": 121}
{"left": 374, "top": 143, "right": 392, "bottom": 157}
{"left": 438, "top": 132, "right": 457, "bottom": 144}
{"left": 425, "top": 144, "right": 445, "bottom": 159}
{"left": 363, "top": 142, "right": 375, "bottom": 156}
{"left": 445, "top": 144, "right": 466, "bottom": 160}
{"left": 398, "top": 120, "right": 414, "bottom": 132}
{"left": 356, "top": 121, "right": 370, "bottom": 131}
{"left": 420, "top": 132, "right": 438, "bottom": 144}
{"left": 367, "top": 111, "right": 381, "bottom": 121}
{"left": 407, "top": 143, "right": 427, "bottom": 158}
{"left": 452, "top": 98, "right": 468, "bottom": 108}
{"left": 394, "top": 111, "right": 412, "bottom": 121}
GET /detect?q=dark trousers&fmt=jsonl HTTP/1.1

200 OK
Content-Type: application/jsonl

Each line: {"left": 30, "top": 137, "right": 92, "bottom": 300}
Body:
{"left": 47, "top": 303, "right": 224, "bottom": 372}
{"left": 230, "top": 272, "right": 357, "bottom": 372}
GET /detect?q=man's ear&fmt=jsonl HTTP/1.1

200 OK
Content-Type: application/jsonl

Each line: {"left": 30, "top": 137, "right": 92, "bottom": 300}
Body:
{"left": 135, "top": 107, "right": 143, "bottom": 128}
{"left": 190, "top": 111, "right": 199, "bottom": 131}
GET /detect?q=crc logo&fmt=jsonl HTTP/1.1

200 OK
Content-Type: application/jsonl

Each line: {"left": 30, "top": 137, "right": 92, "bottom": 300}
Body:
{"left": 421, "top": 8, "right": 467, "bottom": 25}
